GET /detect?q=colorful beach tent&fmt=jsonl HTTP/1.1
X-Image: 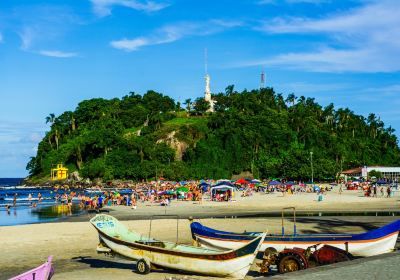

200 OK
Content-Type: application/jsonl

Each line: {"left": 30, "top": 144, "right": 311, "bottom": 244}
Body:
{"left": 210, "top": 185, "right": 235, "bottom": 198}
{"left": 251, "top": 179, "right": 261, "bottom": 184}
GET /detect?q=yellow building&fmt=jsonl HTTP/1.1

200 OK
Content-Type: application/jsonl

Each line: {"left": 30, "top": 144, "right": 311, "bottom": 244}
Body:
{"left": 51, "top": 164, "right": 68, "bottom": 180}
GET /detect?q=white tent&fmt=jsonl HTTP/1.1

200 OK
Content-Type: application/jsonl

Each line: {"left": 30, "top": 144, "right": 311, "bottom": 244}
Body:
{"left": 210, "top": 185, "right": 235, "bottom": 200}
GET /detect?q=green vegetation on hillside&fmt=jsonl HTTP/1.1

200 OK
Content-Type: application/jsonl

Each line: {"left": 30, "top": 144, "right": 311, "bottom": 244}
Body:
{"left": 27, "top": 87, "right": 400, "bottom": 181}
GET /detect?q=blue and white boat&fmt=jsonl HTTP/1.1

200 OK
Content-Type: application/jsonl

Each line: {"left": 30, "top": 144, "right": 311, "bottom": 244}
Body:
{"left": 191, "top": 219, "right": 400, "bottom": 257}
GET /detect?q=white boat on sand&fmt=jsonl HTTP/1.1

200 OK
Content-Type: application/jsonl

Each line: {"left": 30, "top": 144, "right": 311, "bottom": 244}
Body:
{"left": 90, "top": 214, "right": 266, "bottom": 279}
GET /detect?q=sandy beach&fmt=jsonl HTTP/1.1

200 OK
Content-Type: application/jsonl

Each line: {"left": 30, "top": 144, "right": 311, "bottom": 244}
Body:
{"left": 67, "top": 187, "right": 400, "bottom": 222}
{"left": 1, "top": 188, "right": 399, "bottom": 280}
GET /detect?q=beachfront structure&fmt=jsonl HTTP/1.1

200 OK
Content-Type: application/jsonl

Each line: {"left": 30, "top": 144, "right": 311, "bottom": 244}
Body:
{"left": 51, "top": 163, "right": 68, "bottom": 180}
{"left": 341, "top": 166, "right": 400, "bottom": 181}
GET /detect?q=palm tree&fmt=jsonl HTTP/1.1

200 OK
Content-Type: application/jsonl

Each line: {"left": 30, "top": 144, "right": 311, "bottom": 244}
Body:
{"left": 45, "top": 113, "right": 55, "bottom": 125}
{"left": 286, "top": 93, "right": 297, "bottom": 106}
{"left": 45, "top": 114, "right": 57, "bottom": 149}
{"left": 184, "top": 98, "right": 192, "bottom": 116}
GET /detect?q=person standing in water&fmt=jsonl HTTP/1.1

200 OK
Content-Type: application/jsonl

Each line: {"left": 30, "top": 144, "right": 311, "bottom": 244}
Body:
{"left": 13, "top": 193, "right": 17, "bottom": 207}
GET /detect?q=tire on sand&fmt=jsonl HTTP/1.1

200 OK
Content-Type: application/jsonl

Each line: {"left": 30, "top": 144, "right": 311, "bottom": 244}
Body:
{"left": 278, "top": 253, "right": 307, "bottom": 273}
{"left": 136, "top": 259, "right": 151, "bottom": 274}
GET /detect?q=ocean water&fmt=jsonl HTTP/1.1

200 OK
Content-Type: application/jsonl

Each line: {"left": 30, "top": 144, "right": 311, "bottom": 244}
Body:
{"left": 0, "top": 178, "right": 84, "bottom": 226}
{"left": 0, "top": 178, "right": 24, "bottom": 187}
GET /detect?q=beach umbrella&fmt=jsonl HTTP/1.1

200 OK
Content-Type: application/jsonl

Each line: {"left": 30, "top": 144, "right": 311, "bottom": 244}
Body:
{"left": 235, "top": 178, "right": 247, "bottom": 185}
{"left": 176, "top": 186, "right": 189, "bottom": 193}
{"left": 268, "top": 180, "right": 281, "bottom": 186}
{"left": 214, "top": 181, "right": 235, "bottom": 188}
{"left": 377, "top": 179, "right": 388, "bottom": 185}
{"left": 250, "top": 179, "right": 261, "bottom": 184}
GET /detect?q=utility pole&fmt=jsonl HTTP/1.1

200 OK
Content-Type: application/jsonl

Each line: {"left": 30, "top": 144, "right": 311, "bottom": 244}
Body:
{"left": 310, "top": 151, "right": 314, "bottom": 185}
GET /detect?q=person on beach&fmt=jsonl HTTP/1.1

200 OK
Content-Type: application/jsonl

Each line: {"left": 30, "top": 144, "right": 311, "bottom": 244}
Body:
{"left": 67, "top": 195, "right": 72, "bottom": 210}
{"left": 98, "top": 195, "right": 103, "bottom": 208}
{"left": 387, "top": 186, "right": 391, "bottom": 198}
{"left": 38, "top": 192, "right": 42, "bottom": 203}
{"left": 380, "top": 187, "right": 384, "bottom": 197}
{"left": 28, "top": 193, "right": 32, "bottom": 202}
{"left": 13, "top": 193, "right": 17, "bottom": 207}
{"left": 339, "top": 184, "right": 343, "bottom": 195}
{"left": 131, "top": 193, "right": 137, "bottom": 209}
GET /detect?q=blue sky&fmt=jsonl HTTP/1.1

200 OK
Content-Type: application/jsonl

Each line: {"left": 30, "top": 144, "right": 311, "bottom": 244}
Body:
{"left": 1, "top": 0, "right": 400, "bottom": 177}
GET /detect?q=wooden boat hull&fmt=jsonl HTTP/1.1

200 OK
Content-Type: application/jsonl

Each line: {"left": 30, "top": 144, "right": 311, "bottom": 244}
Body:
{"left": 9, "top": 256, "right": 54, "bottom": 280}
{"left": 91, "top": 215, "right": 266, "bottom": 279}
{"left": 191, "top": 220, "right": 400, "bottom": 257}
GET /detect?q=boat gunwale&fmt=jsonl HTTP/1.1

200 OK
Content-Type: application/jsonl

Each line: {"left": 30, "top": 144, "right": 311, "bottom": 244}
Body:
{"left": 191, "top": 220, "right": 400, "bottom": 244}
{"left": 95, "top": 228, "right": 264, "bottom": 260}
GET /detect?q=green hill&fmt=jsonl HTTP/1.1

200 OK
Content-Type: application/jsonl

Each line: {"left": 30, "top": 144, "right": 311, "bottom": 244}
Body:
{"left": 26, "top": 87, "right": 400, "bottom": 182}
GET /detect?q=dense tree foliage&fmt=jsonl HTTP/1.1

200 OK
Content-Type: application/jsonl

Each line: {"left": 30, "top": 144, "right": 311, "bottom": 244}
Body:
{"left": 27, "top": 87, "right": 400, "bottom": 181}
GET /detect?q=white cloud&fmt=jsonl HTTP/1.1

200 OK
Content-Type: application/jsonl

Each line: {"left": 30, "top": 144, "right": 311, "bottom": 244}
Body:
{"left": 111, "top": 20, "right": 243, "bottom": 51}
{"left": 91, "top": 0, "right": 169, "bottom": 17}
{"left": 244, "top": 47, "right": 399, "bottom": 73}
{"left": 250, "top": 0, "right": 400, "bottom": 72}
{"left": 110, "top": 38, "right": 148, "bottom": 51}
{"left": 18, "top": 27, "right": 35, "bottom": 50}
{"left": 39, "top": 50, "right": 78, "bottom": 58}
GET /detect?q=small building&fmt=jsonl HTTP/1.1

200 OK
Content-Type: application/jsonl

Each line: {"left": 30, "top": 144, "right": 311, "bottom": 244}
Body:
{"left": 51, "top": 164, "right": 68, "bottom": 181}
{"left": 341, "top": 166, "right": 400, "bottom": 181}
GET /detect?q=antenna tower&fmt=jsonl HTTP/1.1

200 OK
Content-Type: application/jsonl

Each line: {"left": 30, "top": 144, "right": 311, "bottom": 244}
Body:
{"left": 260, "top": 68, "right": 265, "bottom": 89}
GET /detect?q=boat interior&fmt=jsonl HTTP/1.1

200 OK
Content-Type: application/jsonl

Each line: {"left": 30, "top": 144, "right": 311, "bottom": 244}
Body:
{"left": 97, "top": 217, "right": 225, "bottom": 254}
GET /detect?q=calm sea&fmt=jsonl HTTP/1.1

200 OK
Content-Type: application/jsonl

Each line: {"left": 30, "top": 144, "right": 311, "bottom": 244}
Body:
{"left": 0, "top": 178, "right": 84, "bottom": 226}
{"left": 0, "top": 178, "right": 24, "bottom": 187}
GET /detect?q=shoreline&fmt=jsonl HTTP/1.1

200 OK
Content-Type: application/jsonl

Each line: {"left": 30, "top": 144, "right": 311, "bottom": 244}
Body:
{"left": 1, "top": 189, "right": 399, "bottom": 226}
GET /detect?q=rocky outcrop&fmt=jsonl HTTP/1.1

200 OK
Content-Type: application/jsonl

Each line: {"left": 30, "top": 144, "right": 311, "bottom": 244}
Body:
{"left": 69, "top": 171, "right": 82, "bottom": 181}
{"left": 157, "top": 131, "right": 188, "bottom": 161}
{"left": 231, "top": 171, "right": 254, "bottom": 181}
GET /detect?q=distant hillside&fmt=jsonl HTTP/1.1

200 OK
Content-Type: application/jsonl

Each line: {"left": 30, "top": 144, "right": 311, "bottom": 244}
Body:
{"left": 26, "top": 87, "right": 400, "bottom": 181}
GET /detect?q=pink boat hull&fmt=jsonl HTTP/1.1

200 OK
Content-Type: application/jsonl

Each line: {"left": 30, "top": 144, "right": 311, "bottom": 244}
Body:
{"left": 9, "top": 256, "right": 54, "bottom": 280}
